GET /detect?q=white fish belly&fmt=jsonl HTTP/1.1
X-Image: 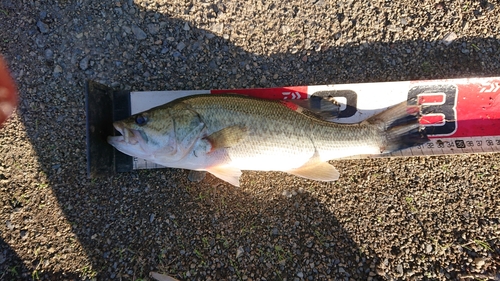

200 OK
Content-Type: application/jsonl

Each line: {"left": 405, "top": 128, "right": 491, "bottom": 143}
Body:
{"left": 318, "top": 144, "right": 382, "bottom": 161}
{"left": 226, "top": 133, "right": 316, "bottom": 171}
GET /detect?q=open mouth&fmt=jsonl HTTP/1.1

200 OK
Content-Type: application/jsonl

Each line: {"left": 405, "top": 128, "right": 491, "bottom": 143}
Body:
{"left": 107, "top": 123, "right": 139, "bottom": 145}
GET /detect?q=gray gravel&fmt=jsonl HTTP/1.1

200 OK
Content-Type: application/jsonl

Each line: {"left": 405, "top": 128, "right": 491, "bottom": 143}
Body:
{"left": 0, "top": 0, "right": 499, "bottom": 280}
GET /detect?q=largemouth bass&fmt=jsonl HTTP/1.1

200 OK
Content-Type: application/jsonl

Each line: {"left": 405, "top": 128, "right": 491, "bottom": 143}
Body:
{"left": 108, "top": 94, "right": 428, "bottom": 186}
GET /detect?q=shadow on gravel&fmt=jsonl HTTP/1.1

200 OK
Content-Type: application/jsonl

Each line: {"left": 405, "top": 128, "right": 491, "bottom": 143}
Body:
{"left": 2, "top": 0, "right": 500, "bottom": 280}
{"left": 0, "top": 238, "right": 79, "bottom": 280}
{"left": 0, "top": 238, "right": 28, "bottom": 280}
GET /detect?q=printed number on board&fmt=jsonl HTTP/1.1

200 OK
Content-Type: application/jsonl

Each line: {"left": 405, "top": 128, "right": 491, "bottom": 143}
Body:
{"left": 407, "top": 84, "right": 458, "bottom": 136}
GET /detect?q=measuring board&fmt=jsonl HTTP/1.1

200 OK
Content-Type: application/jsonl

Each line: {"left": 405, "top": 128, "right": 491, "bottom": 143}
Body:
{"left": 86, "top": 77, "right": 500, "bottom": 177}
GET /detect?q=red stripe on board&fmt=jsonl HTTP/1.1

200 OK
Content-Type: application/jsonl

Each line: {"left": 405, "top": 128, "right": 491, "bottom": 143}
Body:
{"left": 279, "top": 100, "right": 300, "bottom": 111}
{"left": 453, "top": 81, "right": 500, "bottom": 137}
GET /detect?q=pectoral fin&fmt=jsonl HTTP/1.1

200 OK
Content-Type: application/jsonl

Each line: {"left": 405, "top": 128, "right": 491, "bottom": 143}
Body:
{"left": 286, "top": 161, "right": 340, "bottom": 181}
{"left": 206, "top": 166, "right": 243, "bottom": 187}
{"left": 205, "top": 125, "right": 248, "bottom": 150}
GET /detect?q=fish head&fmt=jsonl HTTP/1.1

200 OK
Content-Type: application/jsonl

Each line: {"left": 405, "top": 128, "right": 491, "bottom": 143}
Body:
{"left": 107, "top": 103, "right": 206, "bottom": 163}
{"left": 107, "top": 108, "right": 178, "bottom": 161}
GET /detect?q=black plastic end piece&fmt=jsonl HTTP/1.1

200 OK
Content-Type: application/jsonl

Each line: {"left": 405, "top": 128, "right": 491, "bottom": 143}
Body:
{"left": 85, "top": 80, "right": 133, "bottom": 177}
{"left": 112, "top": 88, "right": 134, "bottom": 173}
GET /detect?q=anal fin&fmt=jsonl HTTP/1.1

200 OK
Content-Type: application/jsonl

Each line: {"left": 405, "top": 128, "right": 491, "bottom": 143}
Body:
{"left": 286, "top": 160, "right": 340, "bottom": 182}
{"left": 206, "top": 166, "right": 243, "bottom": 187}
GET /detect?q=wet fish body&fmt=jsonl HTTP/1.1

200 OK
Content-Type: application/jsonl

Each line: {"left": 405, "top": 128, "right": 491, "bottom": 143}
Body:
{"left": 108, "top": 94, "right": 428, "bottom": 186}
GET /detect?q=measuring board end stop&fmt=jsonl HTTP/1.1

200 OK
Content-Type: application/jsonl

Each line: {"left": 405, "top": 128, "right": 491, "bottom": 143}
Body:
{"left": 85, "top": 80, "right": 134, "bottom": 177}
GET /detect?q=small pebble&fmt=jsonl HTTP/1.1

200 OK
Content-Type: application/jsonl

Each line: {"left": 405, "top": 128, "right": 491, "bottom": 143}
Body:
{"left": 396, "top": 264, "right": 404, "bottom": 275}
{"left": 44, "top": 49, "right": 54, "bottom": 61}
{"left": 6, "top": 220, "right": 14, "bottom": 230}
{"left": 212, "top": 23, "right": 223, "bottom": 34}
{"left": 176, "top": 42, "right": 186, "bottom": 51}
{"left": 236, "top": 246, "right": 244, "bottom": 258}
{"left": 79, "top": 56, "right": 90, "bottom": 70}
{"left": 131, "top": 25, "right": 147, "bottom": 40}
{"left": 147, "top": 24, "right": 159, "bottom": 35}
{"left": 474, "top": 257, "right": 486, "bottom": 268}
{"left": 37, "top": 21, "right": 49, "bottom": 33}
{"left": 442, "top": 32, "right": 457, "bottom": 46}
{"left": 425, "top": 244, "right": 432, "bottom": 253}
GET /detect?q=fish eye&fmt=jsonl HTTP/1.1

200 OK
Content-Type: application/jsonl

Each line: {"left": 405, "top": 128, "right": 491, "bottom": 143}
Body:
{"left": 135, "top": 115, "right": 148, "bottom": 126}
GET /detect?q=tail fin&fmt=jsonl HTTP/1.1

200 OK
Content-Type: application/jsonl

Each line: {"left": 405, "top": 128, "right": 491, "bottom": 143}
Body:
{"left": 365, "top": 99, "right": 429, "bottom": 153}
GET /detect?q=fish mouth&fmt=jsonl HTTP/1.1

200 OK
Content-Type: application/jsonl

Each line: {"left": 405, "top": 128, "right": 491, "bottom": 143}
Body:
{"left": 107, "top": 122, "right": 141, "bottom": 145}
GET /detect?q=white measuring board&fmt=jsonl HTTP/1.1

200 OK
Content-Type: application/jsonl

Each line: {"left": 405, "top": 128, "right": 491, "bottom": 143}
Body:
{"left": 125, "top": 77, "right": 500, "bottom": 169}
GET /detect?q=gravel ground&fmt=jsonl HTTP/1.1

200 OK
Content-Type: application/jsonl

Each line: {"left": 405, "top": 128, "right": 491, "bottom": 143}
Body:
{"left": 1, "top": 0, "right": 499, "bottom": 280}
